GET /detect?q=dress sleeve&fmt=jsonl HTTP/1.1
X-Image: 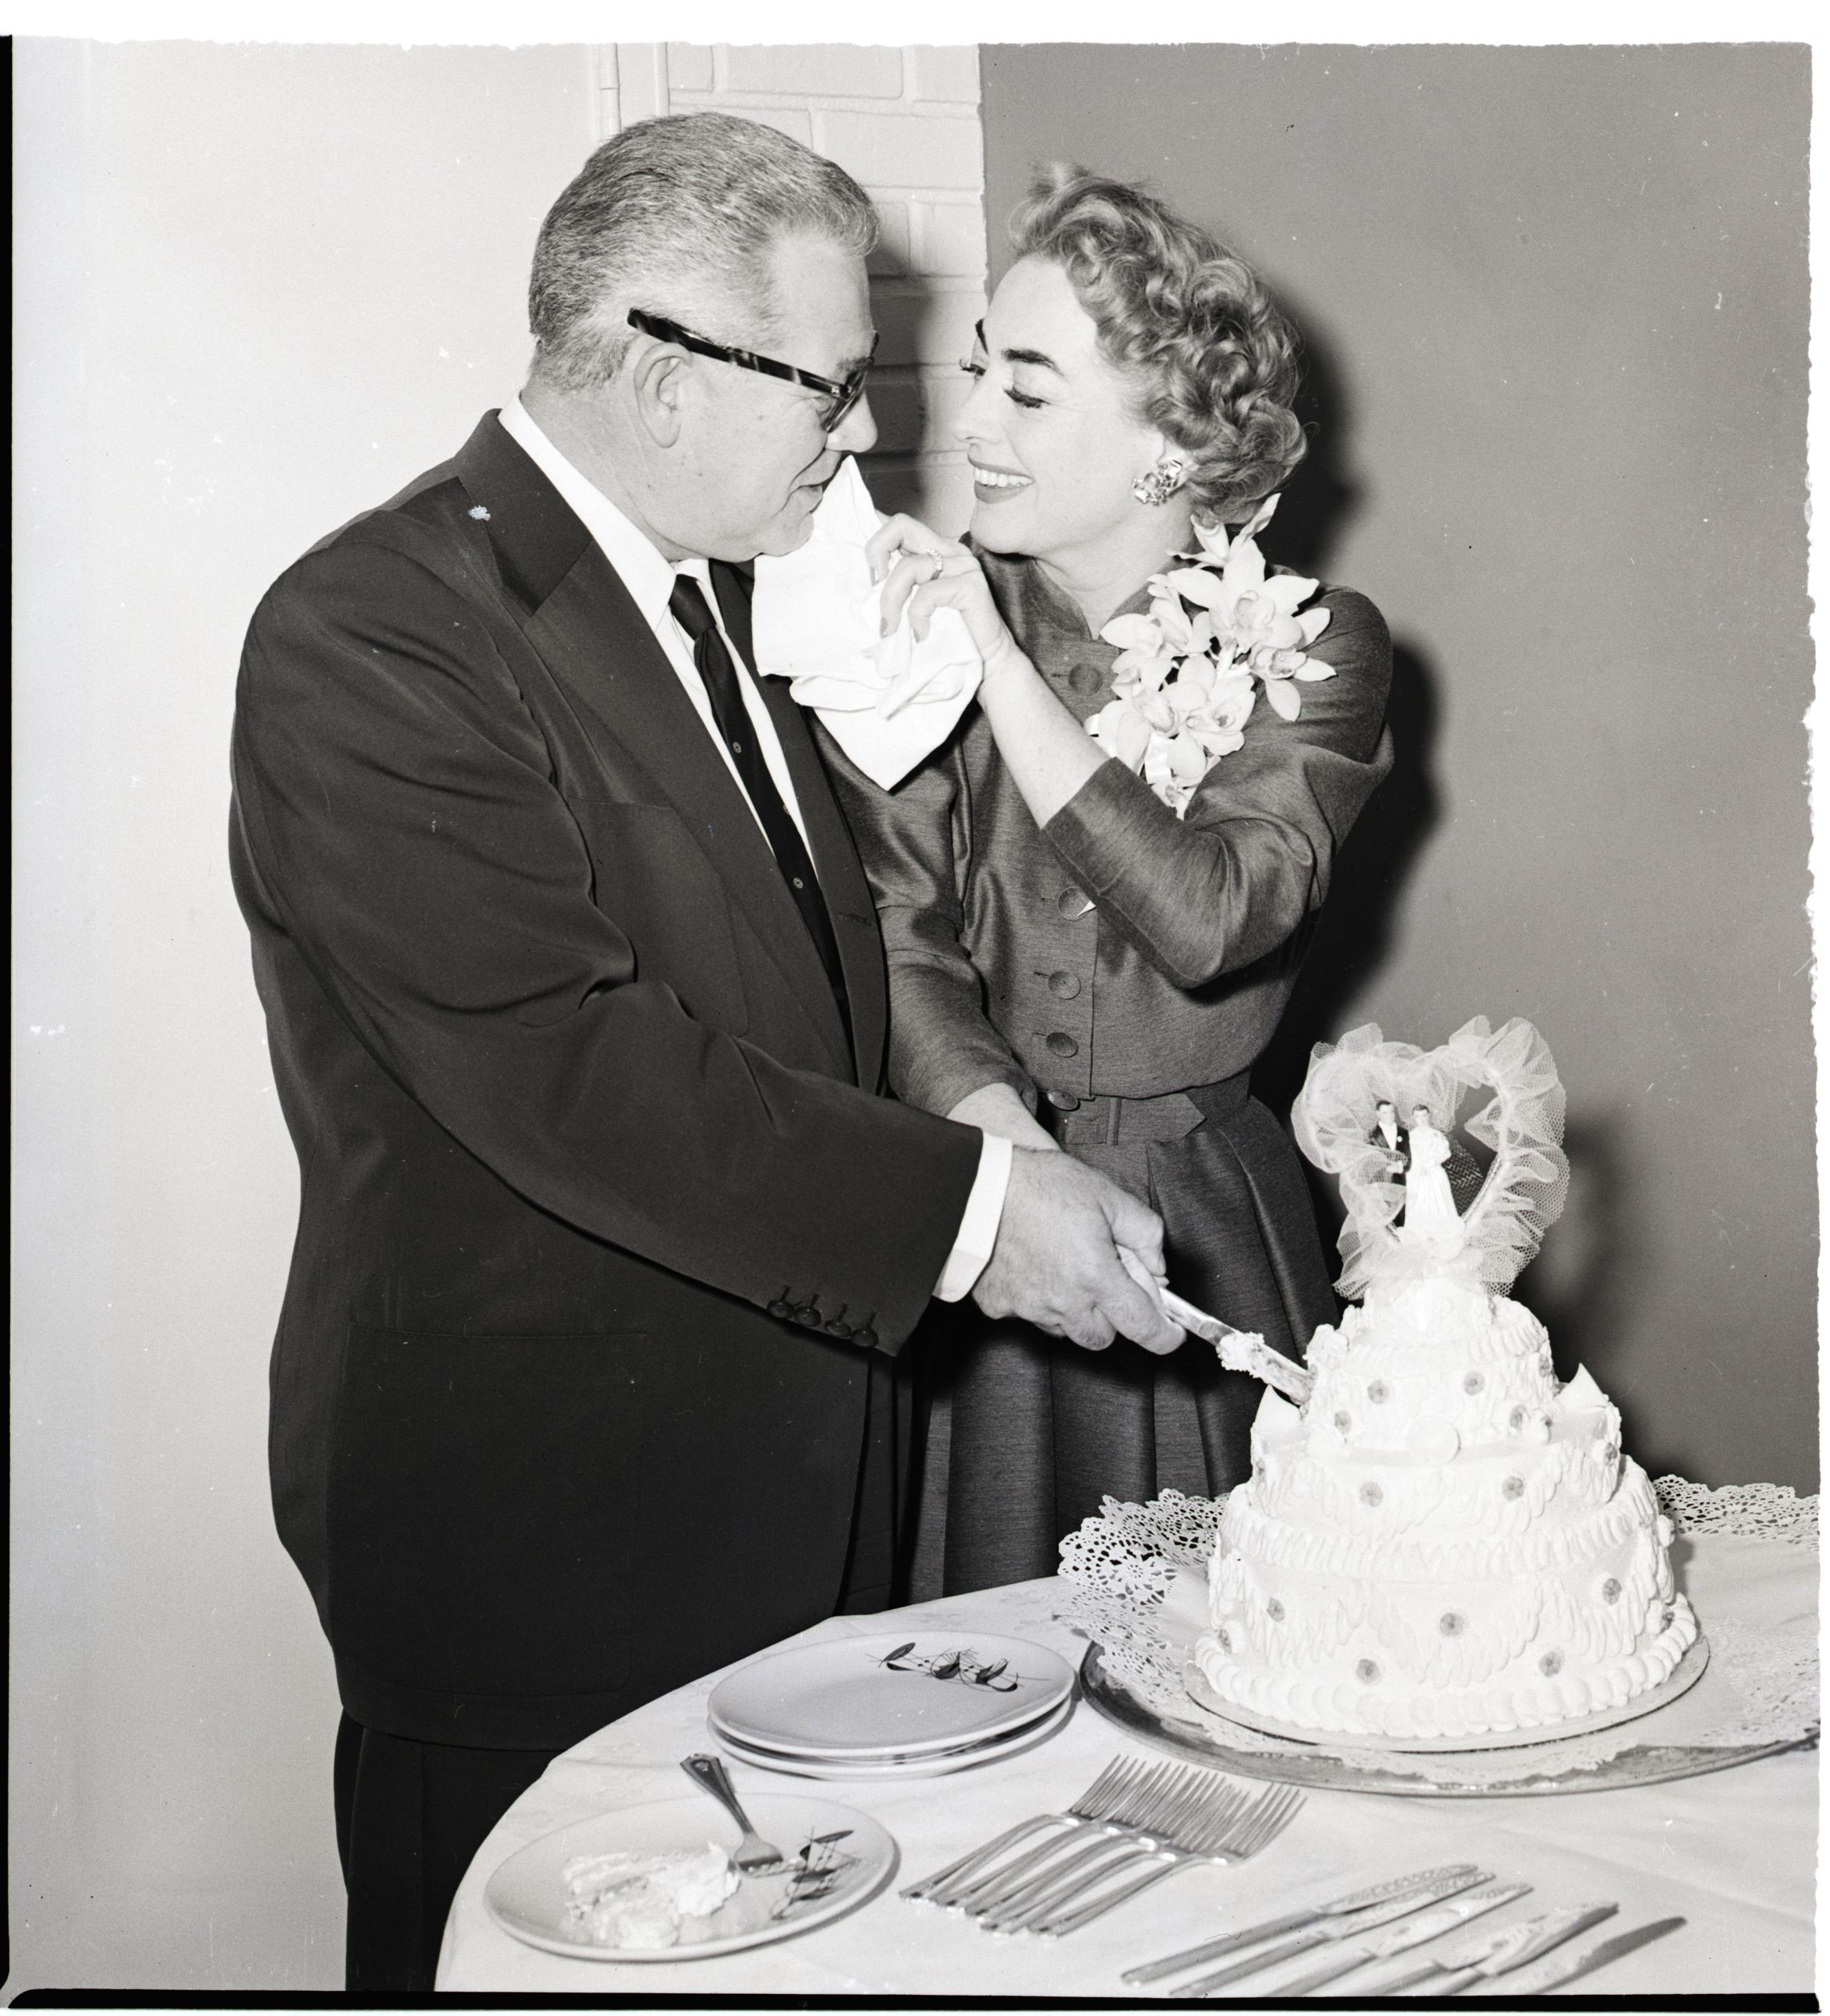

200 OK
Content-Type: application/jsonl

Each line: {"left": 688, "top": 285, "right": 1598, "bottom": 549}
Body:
{"left": 1040, "top": 585, "right": 1395, "bottom": 989}
{"left": 823, "top": 723, "right": 1036, "bottom": 1119}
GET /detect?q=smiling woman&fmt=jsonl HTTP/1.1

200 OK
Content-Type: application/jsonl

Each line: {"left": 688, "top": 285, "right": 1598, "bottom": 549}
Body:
{"left": 831, "top": 166, "right": 1396, "bottom": 1593}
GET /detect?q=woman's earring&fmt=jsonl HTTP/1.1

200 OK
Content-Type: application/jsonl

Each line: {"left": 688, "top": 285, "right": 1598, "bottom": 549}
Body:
{"left": 1131, "top": 456, "right": 1187, "bottom": 507}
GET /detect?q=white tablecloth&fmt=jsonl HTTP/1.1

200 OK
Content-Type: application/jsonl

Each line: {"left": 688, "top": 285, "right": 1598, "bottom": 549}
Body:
{"left": 439, "top": 1530, "right": 1817, "bottom": 1996}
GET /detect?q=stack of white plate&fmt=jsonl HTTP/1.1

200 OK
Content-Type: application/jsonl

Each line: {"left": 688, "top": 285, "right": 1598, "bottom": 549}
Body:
{"left": 708, "top": 1631, "right": 1076, "bottom": 1780}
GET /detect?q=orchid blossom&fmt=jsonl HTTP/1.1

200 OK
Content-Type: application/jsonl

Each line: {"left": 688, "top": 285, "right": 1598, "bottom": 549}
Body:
{"left": 1087, "top": 493, "right": 1337, "bottom": 814}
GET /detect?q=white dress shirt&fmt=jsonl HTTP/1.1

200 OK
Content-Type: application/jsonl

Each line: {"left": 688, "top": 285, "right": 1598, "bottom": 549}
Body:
{"left": 496, "top": 397, "right": 1008, "bottom": 1302}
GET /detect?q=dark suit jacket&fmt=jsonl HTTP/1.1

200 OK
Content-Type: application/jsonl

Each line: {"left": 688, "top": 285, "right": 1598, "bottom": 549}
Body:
{"left": 229, "top": 412, "right": 981, "bottom": 1748}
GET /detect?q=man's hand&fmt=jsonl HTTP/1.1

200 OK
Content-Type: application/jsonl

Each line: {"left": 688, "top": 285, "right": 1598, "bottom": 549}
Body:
{"left": 972, "top": 1148, "right": 1185, "bottom": 1354}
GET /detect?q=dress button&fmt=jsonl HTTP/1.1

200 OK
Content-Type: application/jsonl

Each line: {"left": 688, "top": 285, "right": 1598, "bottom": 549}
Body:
{"left": 1056, "top": 888, "right": 1095, "bottom": 919}
{"left": 1045, "top": 1090, "right": 1080, "bottom": 1111}
{"left": 823, "top": 1318, "right": 854, "bottom": 1339}
{"left": 1068, "top": 662, "right": 1103, "bottom": 695}
{"left": 1047, "top": 971, "right": 1082, "bottom": 999}
{"left": 1046, "top": 1032, "right": 1080, "bottom": 1059}
{"left": 852, "top": 1326, "right": 878, "bottom": 1349}
{"left": 766, "top": 1299, "right": 793, "bottom": 1319}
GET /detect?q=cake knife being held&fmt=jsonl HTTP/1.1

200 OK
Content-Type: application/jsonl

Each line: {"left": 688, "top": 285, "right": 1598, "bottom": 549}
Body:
{"left": 1157, "top": 1288, "right": 1314, "bottom": 1406}
{"left": 1276, "top": 1881, "right": 1531, "bottom": 1996}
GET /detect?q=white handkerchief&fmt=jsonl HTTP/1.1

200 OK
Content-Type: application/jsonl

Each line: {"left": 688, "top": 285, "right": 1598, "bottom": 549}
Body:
{"left": 750, "top": 458, "right": 982, "bottom": 790}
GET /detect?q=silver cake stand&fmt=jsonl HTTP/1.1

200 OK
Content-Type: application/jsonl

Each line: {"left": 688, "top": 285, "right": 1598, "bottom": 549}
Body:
{"left": 1079, "top": 1631, "right": 1806, "bottom": 1796}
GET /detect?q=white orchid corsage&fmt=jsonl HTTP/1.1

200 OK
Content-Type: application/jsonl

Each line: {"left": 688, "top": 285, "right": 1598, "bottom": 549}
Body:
{"left": 1086, "top": 494, "right": 1334, "bottom": 816}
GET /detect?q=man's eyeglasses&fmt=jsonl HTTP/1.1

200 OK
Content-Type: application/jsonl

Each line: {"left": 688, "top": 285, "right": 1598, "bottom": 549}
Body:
{"left": 626, "top": 308, "right": 876, "bottom": 434}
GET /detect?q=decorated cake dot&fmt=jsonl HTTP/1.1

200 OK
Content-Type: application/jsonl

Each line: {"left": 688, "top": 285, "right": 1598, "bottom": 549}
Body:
{"left": 1439, "top": 1611, "right": 1466, "bottom": 1637}
{"left": 1462, "top": 1370, "right": 1485, "bottom": 1395}
{"left": 1359, "top": 1481, "right": 1384, "bottom": 1507}
{"left": 1601, "top": 1577, "right": 1622, "bottom": 1604}
{"left": 1407, "top": 1416, "right": 1462, "bottom": 1463}
{"left": 1355, "top": 1659, "right": 1381, "bottom": 1683}
{"left": 1367, "top": 1380, "right": 1390, "bottom": 1403}
{"left": 1215, "top": 1626, "right": 1232, "bottom": 1651}
{"left": 1539, "top": 1650, "right": 1564, "bottom": 1677}
{"left": 1502, "top": 1475, "right": 1525, "bottom": 1499}
{"left": 1660, "top": 1607, "right": 1676, "bottom": 1630}
{"left": 1265, "top": 1597, "right": 1285, "bottom": 1622}
{"left": 1602, "top": 1443, "right": 1619, "bottom": 1464}
{"left": 1509, "top": 1406, "right": 1528, "bottom": 1431}
{"left": 1333, "top": 1411, "right": 1352, "bottom": 1433}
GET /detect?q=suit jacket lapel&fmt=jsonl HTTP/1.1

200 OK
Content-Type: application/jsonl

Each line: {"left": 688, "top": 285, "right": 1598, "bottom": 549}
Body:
{"left": 713, "top": 561, "right": 888, "bottom": 1094}
{"left": 452, "top": 415, "right": 854, "bottom": 1078}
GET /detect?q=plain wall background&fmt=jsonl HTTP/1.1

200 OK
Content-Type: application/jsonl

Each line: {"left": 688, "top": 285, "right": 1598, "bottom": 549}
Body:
{"left": 980, "top": 43, "right": 1816, "bottom": 1493}
{"left": 12, "top": 40, "right": 597, "bottom": 1991}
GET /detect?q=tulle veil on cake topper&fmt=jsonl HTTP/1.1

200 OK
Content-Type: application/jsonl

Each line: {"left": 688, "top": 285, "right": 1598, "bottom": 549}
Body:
{"left": 1293, "top": 1015, "right": 1572, "bottom": 1303}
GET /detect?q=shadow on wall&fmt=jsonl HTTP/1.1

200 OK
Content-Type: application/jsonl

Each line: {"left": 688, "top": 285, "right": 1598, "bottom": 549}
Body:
{"left": 1267, "top": 293, "right": 1361, "bottom": 582}
{"left": 1516, "top": 1112, "right": 1630, "bottom": 1377}
{"left": 1509, "top": 1112, "right": 1667, "bottom": 1458}
{"left": 856, "top": 274, "right": 976, "bottom": 526}
{"left": 1251, "top": 296, "right": 1443, "bottom": 1267}
{"left": 1255, "top": 636, "right": 1443, "bottom": 1131}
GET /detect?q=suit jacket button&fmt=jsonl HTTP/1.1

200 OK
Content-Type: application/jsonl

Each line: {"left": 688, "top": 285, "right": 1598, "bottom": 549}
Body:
{"left": 767, "top": 1299, "right": 793, "bottom": 1319}
{"left": 1047, "top": 970, "right": 1082, "bottom": 999}
{"left": 823, "top": 1318, "right": 854, "bottom": 1339}
{"left": 1046, "top": 1031, "right": 1080, "bottom": 1058}
{"left": 1045, "top": 1089, "right": 1080, "bottom": 1111}
{"left": 853, "top": 1325, "right": 878, "bottom": 1348}
{"left": 1055, "top": 888, "right": 1095, "bottom": 919}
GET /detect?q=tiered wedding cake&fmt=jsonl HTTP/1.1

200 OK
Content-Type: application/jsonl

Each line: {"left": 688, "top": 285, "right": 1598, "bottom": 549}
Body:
{"left": 1195, "top": 1018, "right": 1697, "bottom": 1743}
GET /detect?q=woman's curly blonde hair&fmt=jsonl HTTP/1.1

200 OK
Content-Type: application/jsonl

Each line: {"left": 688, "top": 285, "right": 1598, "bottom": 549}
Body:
{"left": 1010, "top": 166, "right": 1305, "bottom": 523}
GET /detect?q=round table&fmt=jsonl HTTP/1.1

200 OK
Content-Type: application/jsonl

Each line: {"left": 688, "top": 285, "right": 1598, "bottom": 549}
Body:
{"left": 438, "top": 1530, "right": 1816, "bottom": 1996}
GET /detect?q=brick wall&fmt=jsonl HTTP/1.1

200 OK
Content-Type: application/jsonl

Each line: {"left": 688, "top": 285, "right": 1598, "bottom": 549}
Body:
{"left": 596, "top": 43, "right": 986, "bottom": 529}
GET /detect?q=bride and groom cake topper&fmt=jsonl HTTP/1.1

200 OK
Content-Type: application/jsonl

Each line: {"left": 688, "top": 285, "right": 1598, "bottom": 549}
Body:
{"left": 1373, "top": 1098, "right": 1480, "bottom": 1262}
{"left": 1294, "top": 1015, "right": 1572, "bottom": 1301}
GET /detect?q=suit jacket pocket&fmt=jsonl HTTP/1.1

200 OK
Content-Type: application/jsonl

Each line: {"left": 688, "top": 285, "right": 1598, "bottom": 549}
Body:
{"left": 581, "top": 802, "right": 748, "bottom": 1035}
{"left": 327, "top": 1325, "right": 653, "bottom": 1700}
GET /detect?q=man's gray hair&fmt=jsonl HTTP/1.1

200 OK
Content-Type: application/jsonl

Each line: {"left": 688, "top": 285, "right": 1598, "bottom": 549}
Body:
{"left": 528, "top": 112, "right": 878, "bottom": 390}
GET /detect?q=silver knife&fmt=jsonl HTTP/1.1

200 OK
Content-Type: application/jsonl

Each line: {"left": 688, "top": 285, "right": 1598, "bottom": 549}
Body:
{"left": 1161, "top": 1288, "right": 1315, "bottom": 1405}
{"left": 1171, "top": 1870, "right": 1495, "bottom": 1997}
{"left": 1498, "top": 1915, "right": 1685, "bottom": 1995}
{"left": 1121, "top": 1864, "right": 1485, "bottom": 1987}
{"left": 1393, "top": 1901, "right": 1619, "bottom": 1996}
{"left": 1276, "top": 1881, "right": 1532, "bottom": 1996}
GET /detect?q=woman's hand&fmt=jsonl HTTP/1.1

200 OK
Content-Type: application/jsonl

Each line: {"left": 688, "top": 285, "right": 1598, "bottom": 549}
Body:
{"left": 866, "top": 514, "right": 1024, "bottom": 676}
{"left": 867, "top": 512, "right": 1108, "bottom": 827}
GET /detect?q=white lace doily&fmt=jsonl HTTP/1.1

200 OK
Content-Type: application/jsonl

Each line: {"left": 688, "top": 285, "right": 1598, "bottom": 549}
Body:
{"left": 1056, "top": 1479, "right": 1819, "bottom": 1791}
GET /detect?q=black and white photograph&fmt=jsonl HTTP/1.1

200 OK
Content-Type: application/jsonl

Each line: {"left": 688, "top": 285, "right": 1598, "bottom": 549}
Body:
{"left": 11, "top": 8, "right": 1820, "bottom": 2003}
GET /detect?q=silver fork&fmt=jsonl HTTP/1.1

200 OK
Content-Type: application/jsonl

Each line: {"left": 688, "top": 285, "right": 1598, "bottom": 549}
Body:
{"left": 1006, "top": 1781, "right": 1304, "bottom": 1938}
{"left": 901, "top": 1755, "right": 1159, "bottom": 1906}
{"left": 680, "top": 1752, "right": 783, "bottom": 1873}
{"left": 966, "top": 1767, "right": 1250, "bottom": 1928}
{"left": 944, "top": 1763, "right": 1200, "bottom": 1918}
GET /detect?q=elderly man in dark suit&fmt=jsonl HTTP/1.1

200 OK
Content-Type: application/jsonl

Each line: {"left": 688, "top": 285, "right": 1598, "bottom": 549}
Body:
{"left": 229, "top": 112, "right": 1179, "bottom": 1991}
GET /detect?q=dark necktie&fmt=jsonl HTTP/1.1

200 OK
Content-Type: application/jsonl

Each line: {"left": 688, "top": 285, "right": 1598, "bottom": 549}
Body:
{"left": 667, "top": 572, "right": 850, "bottom": 1045}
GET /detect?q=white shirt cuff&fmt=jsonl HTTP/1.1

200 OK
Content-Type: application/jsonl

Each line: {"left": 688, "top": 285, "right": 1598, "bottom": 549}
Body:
{"left": 933, "top": 1131, "right": 1013, "bottom": 1303}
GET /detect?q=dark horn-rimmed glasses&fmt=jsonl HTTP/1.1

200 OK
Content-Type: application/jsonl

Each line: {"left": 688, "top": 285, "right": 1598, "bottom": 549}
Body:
{"left": 626, "top": 308, "right": 877, "bottom": 434}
